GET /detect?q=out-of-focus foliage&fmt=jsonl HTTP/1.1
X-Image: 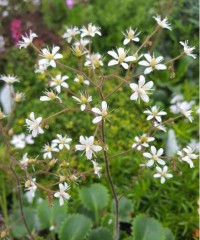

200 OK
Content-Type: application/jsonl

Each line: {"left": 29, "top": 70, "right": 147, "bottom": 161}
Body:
{"left": 0, "top": 0, "right": 198, "bottom": 239}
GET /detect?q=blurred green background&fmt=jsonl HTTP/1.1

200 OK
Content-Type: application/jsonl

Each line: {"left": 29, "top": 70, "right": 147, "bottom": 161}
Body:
{"left": 0, "top": 0, "right": 199, "bottom": 239}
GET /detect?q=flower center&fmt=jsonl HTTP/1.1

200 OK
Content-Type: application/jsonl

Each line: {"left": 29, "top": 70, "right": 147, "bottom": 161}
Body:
{"left": 128, "top": 30, "right": 134, "bottom": 39}
{"left": 118, "top": 52, "right": 126, "bottom": 62}
{"left": 80, "top": 95, "right": 88, "bottom": 104}
{"left": 44, "top": 52, "right": 54, "bottom": 60}
{"left": 150, "top": 58, "right": 157, "bottom": 68}
{"left": 102, "top": 109, "right": 108, "bottom": 117}
{"left": 45, "top": 146, "right": 52, "bottom": 152}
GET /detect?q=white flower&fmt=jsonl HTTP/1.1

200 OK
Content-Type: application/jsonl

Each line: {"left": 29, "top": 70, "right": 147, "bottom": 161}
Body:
{"left": 153, "top": 166, "right": 173, "bottom": 184}
{"left": 130, "top": 75, "right": 153, "bottom": 103}
{"left": 75, "top": 136, "right": 102, "bottom": 160}
{"left": 52, "top": 134, "right": 72, "bottom": 150}
{"left": 14, "top": 92, "right": 25, "bottom": 102}
{"left": 139, "top": 53, "right": 166, "bottom": 74}
{"left": 0, "top": 74, "right": 19, "bottom": 85}
{"left": 92, "top": 101, "right": 108, "bottom": 124}
{"left": 85, "top": 53, "right": 103, "bottom": 69}
{"left": 50, "top": 74, "right": 69, "bottom": 93}
{"left": 35, "top": 62, "right": 49, "bottom": 74}
{"left": 20, "top": 153, "right": 29, "bottom": 170}
{"left": 153, "top": 15, "right": 172, "bottom": 30}
{"left": 189, "top": 140, "right": 199, "bottom": 153}
{"left": 40, "top": 90, "right": 62, "bottom": 102}
{"left": 143, "top": 146, "right": 165, "bottom": 167}
{"left": 170, "top": 100, "right": 194, "bottom": 115}
{"left": 144, "top": 106, "right": 167, "bottom": 122}
{"left": 81, "top": 23, "right": 101, "bottom": 38}
{"left": 25, "top": 178, "right": 37, "bottom": 197}
{"left": 54, "top": 182, "right": 70, "bottom": 206}
{"left": 10, "top": 133, "right": 34, "bottom": 149}
{"left": 132, "top": 134, "right": 155, "bottom": 150}
{"left": 180, "top": 40, "right": 196, "bottom": 59}
{"left": 177, "top": 146, "right": 198, "bottom": 168}
{"left": 26, "top": 112, "right": 44, "bottom": 137}
{"left": 108, "top": 47, "right": 134, "bottom": 69}
{"left": 74, "top": 74, "right": 90, "bottom": 86}
{"left": 73, "top": 38, "right": 90, "bottom": 48}
{"left": 39, "top": 46, "right": 63, "bottom": 68}
{"left": 123, "top": 28, "right": 140, "bottom": 45}
{"left": 72, "top": 94, "right": 92, "bottom": 111}
{"left": 42, "top": 143, "right": 59, "bottom": 159}
{"left": 18, "top": 30, "right": 38, "bottom": 49}
{"left": 170, "top": 94, "right": 184, "bottom": 104}
{"left": 153, "top": 121, "right": 166, "bottom": 132}
{"left": 92, "top": 160, "right": 102, "bottom": 178}
{"left": 182, "top": 109, "right": 193, "bottom": 122}
{"left": 63, "top": 26, "right": 80, "bottom": 43}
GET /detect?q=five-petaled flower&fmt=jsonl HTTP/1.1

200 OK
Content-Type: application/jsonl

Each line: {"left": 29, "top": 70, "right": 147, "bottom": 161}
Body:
{"left": 180, "top": 40, "right": 196, "bottom": 59}
{"left": 177, "top": 146, "right": 198, "bottom": 168}
{"left": 153, "top": 15, "right": 172, "bottom": 30}
{"left": 75, "top": 136, "right": 102, "bottom": 159}
{"left": 72, "top": 94, "right": 92, "bottom": 111}
{"left": 81, "top": 23, "right": 101, "bottom": 38}
{"left": 144, "top": 106, "right": 167, "bottom": 122}
{"left": 130, "top": 75, "right": 153, "bottom": 103}
{"left": 143, "top": 146, "right": 166, "bottom": 167}
{"left": 108, "top": 47, "right": 135, "bottom": 69}
{"left": 39, "top": 46, "right": 63, "bottom": 68}
{"left": 153, "top": 166, "right": 173, "bottom": 184}
{"left": 92, "top": 101, "right": 109, "bottom": 124}
{"left": 18, "top": 30, "right": 38, "bottom": 49}
{"left": 139, "top": 53, "right": 166, "bottom": 74}
{"left": 132, "top": 134, "right": 155, "bottom": 150}
{"left": 40, "top": 90, "right": 62, "bottom": 103}
{"left": 123, "top": 27, "right": 140, "bottom": 45}
{"left": 63, "top": 26, "right": 80, "bottom": 43}
{"left": 26, "top": 112, "right": 44, "bottom": 137}
{"left": 42, "top": 143, "right": 59, "bottom": 159}
{"left": 50, "top": 74, "right": 69, "bottom": 93}
{"left": 52, "top": 134, "right": 72, "bottom": 150}
{"left": 54, "top": 182, "right": 70, "bottom": 206}
{"left": 85, "top": 53, "right": 103, "bottom": 69}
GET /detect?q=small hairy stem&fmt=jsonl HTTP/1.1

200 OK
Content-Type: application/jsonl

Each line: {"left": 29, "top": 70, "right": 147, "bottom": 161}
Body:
{"left": 0, "top": 122, "right": 34, "bottom": 240}
{"left": 101, "top": 120, "right": 119, "bottom": 240}
{"left": 165, "top": 52, "right": 185, "bottom": 65}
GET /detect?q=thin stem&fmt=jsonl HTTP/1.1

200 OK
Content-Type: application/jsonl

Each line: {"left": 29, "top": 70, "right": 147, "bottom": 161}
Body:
{"left": 0, "top": 122, "right": 34, "bottom": 240}
{"left": 165, "top": 52, "right": 185, "bottom": 65}
{"left": 137, "top": 25, "right": 160, "bottom": 53}
{"left": 101, "top": 120, "right": 119, "bottom": 240}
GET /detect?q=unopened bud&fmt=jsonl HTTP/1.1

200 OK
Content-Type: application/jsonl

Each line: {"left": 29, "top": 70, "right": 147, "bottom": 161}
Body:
{"left": 60, "top": 175, "right": 66, "bottom": 182}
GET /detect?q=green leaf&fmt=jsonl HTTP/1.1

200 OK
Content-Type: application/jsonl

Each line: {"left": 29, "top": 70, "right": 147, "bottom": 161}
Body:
{"left": 79, "top": 183, "right": 109, "bottom": 224}
{"left": 9, "top": 208, "right": 37, "bottom": 238}
{"left": 164, "top": 228, "right": 175, "bottom": 240}
{"left": 58, "top": 214, "right": 92, "bottom": 240}
{"left": 101, "top": 213, "right": 115, "bottom": 233}
{"left": 118, "top": 197, "right": 133, "bottom": 223}
{"left": 132, "top": 215, "right": 165, "bottom": 240}
{"left": 88, "top": 227, "right": 113, "bottom": 240}
{"left": 37, "top": 199, "right": 67, "bottom": 231}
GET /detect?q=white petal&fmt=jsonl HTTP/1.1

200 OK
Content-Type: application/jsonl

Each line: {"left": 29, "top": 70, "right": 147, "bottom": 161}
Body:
{"left": 121, "top": 62, "right": 129, "bottom": 69}
{"left": 130, "top": 92, "right": 138, "bottom": 101}
{"left": 144, "top": 53, "right": 152, "bottom": 62}
{"left": 40, "top": 96, "right": 51, "bottom": 101}
{"left": 123, "top": 39, "right": 130, "bottom": 45}
{"left": 151, "top": 146, "right": 156, "bottom": 155}
{"left": 155, "top": 64, "right": 166, "bottom": 70}
{"left": 75, "top": 144, "right": 85, "bottom": 151}
{"left": 138, "top": 60, "right": 150, "bottom": 66}
{"left": 144, "top": 67, "right": 153, "bottom": 74}
{"left": 108, "top": 59, "right": 118, "bottom": 66}
{"left": 146, "top": 160, "right": 154, "bottom": 167}
{"left": 92, "top": 108, "right": 102, "bottom": 114}
{"left": 124, "top": 56, "right": 135, "bottom": 62}
{"left": 107, "top": 50, "right": 118, "bottom": 59}
{"left": 143, "top": 153, "right": 152, "bottom": 158}
{"left": 92, "top": 145, "right": 102, "bottom": 152}
{"left": 93, "top": 116, "right": 103, "bottom": 124}
{"left": 102, "top": 101, "right": 107, "bottom": 110}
